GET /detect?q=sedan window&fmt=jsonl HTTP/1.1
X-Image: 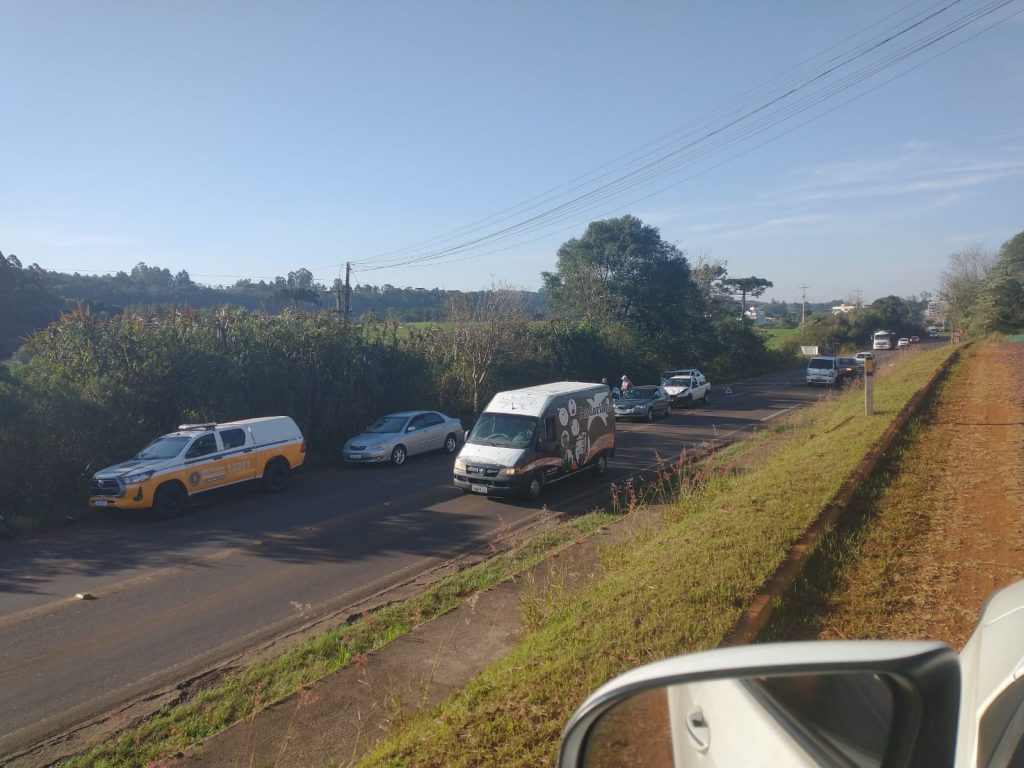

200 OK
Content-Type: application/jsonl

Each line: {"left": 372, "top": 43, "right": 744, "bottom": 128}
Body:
{"left": 366, "top": 415, "right": 409, "bottom": 433}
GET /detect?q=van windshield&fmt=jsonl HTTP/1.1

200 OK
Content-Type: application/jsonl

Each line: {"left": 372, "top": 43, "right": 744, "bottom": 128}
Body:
{"left": 134, "top": 436, "right": 190, "bottom": 460}
{"left": 808, "top": 359, "right": 835, "bottom": 369}
{"left": 468, "top": 413, "right": 537, "bottom": 449}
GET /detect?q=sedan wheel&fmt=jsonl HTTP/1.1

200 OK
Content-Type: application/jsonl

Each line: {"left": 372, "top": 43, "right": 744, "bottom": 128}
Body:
{"left": 646, "top": 408, "right": 654, "bottom": 422}
{"left": 443, "top": 433, "right": 458, "bottom": 454}
{"left": 391, "top": 445, "right": 407, "bottom": 466}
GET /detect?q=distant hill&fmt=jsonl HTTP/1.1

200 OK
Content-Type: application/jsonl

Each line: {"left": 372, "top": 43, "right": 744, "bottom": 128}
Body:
{"left": 0, "top": 255, "right": 546, "bottom": 358}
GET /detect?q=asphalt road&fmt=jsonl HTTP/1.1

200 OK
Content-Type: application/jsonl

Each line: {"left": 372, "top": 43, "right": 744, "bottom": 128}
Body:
{"left": 0, "top": 363, "right": 852, "bottom": 759}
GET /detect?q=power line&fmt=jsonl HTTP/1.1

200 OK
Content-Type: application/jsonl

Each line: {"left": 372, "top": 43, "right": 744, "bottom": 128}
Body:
{"left": 347, "top": 0, "right": 1018, "bottom": 275}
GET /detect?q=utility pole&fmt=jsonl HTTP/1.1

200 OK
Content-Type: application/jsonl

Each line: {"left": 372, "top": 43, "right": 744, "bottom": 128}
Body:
{"left": 798, "top": 284, "right": 809, "bottom": 325}
{"left": 343, "top": 262, "right": 352, "bottom": 321}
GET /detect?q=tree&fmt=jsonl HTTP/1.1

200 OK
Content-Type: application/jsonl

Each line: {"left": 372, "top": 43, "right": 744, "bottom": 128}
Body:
{"left": 690, "top": 256, "right": 734, "bottom": 319}
{"left": 173, "top": 270, "right": 195, "bottom": 289}
{"left": 440, "top": 286, "right": 528, "bottom": 414}
{"left": 276, "top": 268, "right": 322, "bottom": 310}
{"left": 940, "top": 246, "right": 996, "bottom": 333}
{"left": 721, "top": 276, "right": 773, "bottom": 319}
{"left": 542, "top": 216, "right": 699, "bottom": 338}
{"left": 978, "top": 231, "right": 1024, "bottom": 332}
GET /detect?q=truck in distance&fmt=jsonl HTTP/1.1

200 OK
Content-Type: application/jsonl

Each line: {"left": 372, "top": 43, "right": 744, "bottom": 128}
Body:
{"left": 872, "top": 330, "right": 894, "bottom": 350}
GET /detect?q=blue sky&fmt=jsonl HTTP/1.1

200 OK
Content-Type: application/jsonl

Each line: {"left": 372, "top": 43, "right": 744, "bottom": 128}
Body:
{"left": 2, "top": 1, "right": 1022, "bottom": 305}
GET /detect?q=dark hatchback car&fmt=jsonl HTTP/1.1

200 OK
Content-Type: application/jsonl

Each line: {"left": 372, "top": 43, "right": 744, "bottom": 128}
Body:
{"left": 836, "top": 356, "right": 860, "bottom": 382}
{"left": 613, "top": 386, "right": 671, "bottom": 422}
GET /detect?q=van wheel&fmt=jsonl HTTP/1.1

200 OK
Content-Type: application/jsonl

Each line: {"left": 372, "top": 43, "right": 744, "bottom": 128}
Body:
{"left": 391, "top": 445, "right": 407, "bottom": 466}
{"left": 443, "top": 433, "right": 458, "bottom": 454}
{"left": 524, "top": 472, "right": 544, "bottom": 501}
{"left": 153, "top": 482, "right": 187, "bottom": 518}
{"left": 592, "top": 452, "right": 608, "bottom": 477}
{"left": 262, "top": 459, "right": 290, "bottom": 493}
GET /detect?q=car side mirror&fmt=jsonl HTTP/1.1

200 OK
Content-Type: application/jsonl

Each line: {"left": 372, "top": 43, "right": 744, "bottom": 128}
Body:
{"left": 407, "top": 426, "right": 416, "bottom": 432}
{"left": 558, "top": 641, "right": 960, "bottom": 768}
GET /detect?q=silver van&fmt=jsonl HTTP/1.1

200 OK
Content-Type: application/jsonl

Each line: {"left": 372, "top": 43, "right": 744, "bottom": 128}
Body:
{"left": 806, "top": 356, "right": 839, "bottom": 386}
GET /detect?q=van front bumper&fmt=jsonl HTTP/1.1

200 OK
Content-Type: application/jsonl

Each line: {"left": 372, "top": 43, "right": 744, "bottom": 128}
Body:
{"left": 453, "top": 472, "right": 527, "bottom": 497}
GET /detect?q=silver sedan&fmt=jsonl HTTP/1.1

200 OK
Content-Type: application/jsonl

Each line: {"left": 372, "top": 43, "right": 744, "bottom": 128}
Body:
{"left": 613, "top": 386, "right": 672, "bottom": 422}
{"left": 342, "top": 410, "right": 464, "bottom": 466}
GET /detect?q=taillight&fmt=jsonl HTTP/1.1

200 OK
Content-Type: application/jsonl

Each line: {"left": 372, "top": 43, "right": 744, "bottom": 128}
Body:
{"left": 300, "top": 440, "right": 307, "bottom": 453}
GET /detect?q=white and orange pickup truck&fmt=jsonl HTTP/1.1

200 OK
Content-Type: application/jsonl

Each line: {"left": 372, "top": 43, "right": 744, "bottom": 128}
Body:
{"left": 88, "top": 416, "right": 306, "bottom": 517}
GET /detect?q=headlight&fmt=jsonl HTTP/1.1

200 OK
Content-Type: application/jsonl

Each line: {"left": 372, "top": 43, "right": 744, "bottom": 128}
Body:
{"left": 453, "top": 459, "right": 466, "bottom": 472}
{"left": 500, "top": 467, "right": 523, "bottom": 476}
{"left": 368, "top": 442, "right": 385, "bottom": 450}
{"left": 123, "top": 470, "right": 155, "bottom": 485}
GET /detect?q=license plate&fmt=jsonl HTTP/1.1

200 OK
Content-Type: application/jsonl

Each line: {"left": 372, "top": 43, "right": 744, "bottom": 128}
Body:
{"left": 349, "top": 454, "right": 362, "bottom": 459}
{"left": 93, "top": 499, "right": 109, "bottom": 507}
{"left": 471, "top": 484, "right": 488, "bottom": 494}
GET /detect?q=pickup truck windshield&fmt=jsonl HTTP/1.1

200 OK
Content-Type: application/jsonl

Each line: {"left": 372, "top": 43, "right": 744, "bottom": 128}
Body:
{"left": 134, "top": 436, "right": 190, "bottom": 460}
{"left": 666, "top": 377, "right": 692, "bottom": 387}
{"left": 468, "top": 413, "right": 537, "bottom": 449}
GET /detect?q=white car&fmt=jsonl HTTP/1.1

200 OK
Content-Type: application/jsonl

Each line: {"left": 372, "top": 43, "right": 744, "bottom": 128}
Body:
{"left": 854, "top": 351, "right": 874, "bottom": 369}
{"left": 897, "top": 337, "right": 910, "bottom": 349}
{"left": 343, "top": 410, "right": 463, "bottom": 466}
{"left": 661, "top": 369, "right": 707, "bottom": 387}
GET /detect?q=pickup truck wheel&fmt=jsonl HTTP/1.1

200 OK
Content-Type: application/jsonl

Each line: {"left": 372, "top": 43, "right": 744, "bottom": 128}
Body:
{"left": 591, "top": 452, "right": 608, "bottom": 477}
{"left": 524, "top": 472, "right": 544, "bottom": 501}
{"left": 682, "top": 395, "right": 693, "bottom": 409}
{"left": 703, "top": 391, "right": 712, "bottom": 406}
{"left": 262, "top": 459, "right": 290, "bottom": 493}
{"left": 153, "top": 482, "right": 187, "bottom": 518}
{"left": 390, "top": 445, "right": 407, "bottom": 466}
{"left": 443, "top": 433, "right": 458, "bottom": 454}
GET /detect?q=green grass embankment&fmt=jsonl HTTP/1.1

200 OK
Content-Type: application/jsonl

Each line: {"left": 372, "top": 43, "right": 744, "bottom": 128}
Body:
{"left": 358, "top": 346, "right": 958, "bottom": 767}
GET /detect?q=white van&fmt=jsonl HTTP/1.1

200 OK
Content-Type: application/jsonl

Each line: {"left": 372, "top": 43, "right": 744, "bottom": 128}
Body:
{"left": 453, "top": 382, "right": 615, "bottom": 500}
{"left": 806, "top": 356, "right": 840, "bottom": 386}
